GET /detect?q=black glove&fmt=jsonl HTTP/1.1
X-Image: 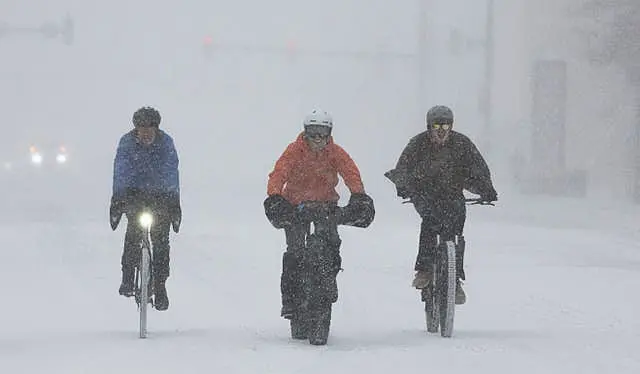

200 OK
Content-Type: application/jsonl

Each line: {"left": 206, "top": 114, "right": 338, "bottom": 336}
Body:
{"left": 339, "top": 192, "right": 375, "bottom": 228}
{"left": 264, "top": 194, "right": 295, "bottom": 229}
{"left": 480, "top": 189, "right": 498, "bottom": 203}
{"left": 169, "top": 198, "right": 182, "bottom": 233}
{"left": 109, "top": 196, "right": 126, "bottom": 231}
{"left": 396, "top": 187, "right": 410, "bottom": 199}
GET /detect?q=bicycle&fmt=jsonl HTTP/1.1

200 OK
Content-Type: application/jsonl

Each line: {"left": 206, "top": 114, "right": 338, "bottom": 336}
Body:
{"left": 384, "top": 168, "right": 494, "bottom": 337}
{"left": 134, "top": 210, "right": 154, "bottom": 339}
{"left": 288, "top": 202, "right": 344, "bottom": 346}
{"left": 417, "top": 197, "right": 492, "bottom": 337}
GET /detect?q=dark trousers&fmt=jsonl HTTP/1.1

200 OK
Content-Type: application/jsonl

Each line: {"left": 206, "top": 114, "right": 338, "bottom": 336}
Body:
{"left": 121, "top": 207, "right": 172, "bottom": 283}
{"left": 281, "top": 218, "right": 342, "bottom": 307}
{"left": 414, "top": 199, "right": 467, "bottom": 280}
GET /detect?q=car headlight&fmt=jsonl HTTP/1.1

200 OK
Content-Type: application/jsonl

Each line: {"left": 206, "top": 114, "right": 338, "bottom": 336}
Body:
{"left": 31, "top": 153, "right": 43, "bottom": 165}
{"left": 56, "top": 153, "right": 67, "bottom": 163}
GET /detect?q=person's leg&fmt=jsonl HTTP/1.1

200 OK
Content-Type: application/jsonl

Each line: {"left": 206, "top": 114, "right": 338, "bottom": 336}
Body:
{"left": 119, "top": 214, "right": 143, "bottom": 296}
{"left": 281, "top": 221, "right": 307, "bottom": 318}
{"left": 412, "top": 218, "right": 438, "bottom": 288}
{"left": 150, "top": 214, "right": 172, "bottom": 310}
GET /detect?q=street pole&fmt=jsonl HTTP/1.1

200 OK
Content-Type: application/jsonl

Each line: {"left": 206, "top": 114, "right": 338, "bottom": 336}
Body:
{"left": 483, "top": 0, "right": 495, "bottom": 155}
{"left": 418, "top": 0, "right": 429, "bottom": 121}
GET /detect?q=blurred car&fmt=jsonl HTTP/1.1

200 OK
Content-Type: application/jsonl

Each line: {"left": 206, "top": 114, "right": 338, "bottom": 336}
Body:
{"left": 2, "top": 142, "right": 71, "bottom": 176}
{"left": 0, "top": 136, "right": 113, "bottom": 223}
{"left": 1, "top": 141, "right": 77, "bottom": 200}
{"left": 1, "top": 140, "right": 80, "bottom": 217}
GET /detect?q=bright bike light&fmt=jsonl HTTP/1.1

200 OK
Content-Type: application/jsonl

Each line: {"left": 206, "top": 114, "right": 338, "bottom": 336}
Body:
{"left": 139, "top": 212, "right": 153, "bottom": 228}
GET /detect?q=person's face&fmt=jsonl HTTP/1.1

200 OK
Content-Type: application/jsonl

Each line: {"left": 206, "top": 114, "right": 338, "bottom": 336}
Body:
{"left": 430, "top": 121, "right": 452, "bottom": 145}
{"left": 136, "top": 126, "right": 157, "bottom": 145}
{"left": 304, "top": 125, "right": 331, "bottom": 151}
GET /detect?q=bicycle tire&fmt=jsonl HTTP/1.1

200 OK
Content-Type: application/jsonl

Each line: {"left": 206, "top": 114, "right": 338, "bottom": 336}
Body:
{"left": 308, "top": 304, "right": 332, "bottom": 346}
{"left": 438, "top": 240, "right": 456, "bottom": 337}
{"left": 138, "top": 235, "right": 152, "bottom": 339}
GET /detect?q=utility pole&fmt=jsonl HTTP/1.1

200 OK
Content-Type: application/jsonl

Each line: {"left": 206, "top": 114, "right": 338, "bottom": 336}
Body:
{"left": 483, "top": 0, "right": 495, "bottom": 155}
{"left": 417, "top": 0, "right": 429, "bottom": 120}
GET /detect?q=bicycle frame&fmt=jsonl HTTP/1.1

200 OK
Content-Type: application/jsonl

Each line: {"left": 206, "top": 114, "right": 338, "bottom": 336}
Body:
{"left": 291, "top": 202, "right": 340, "bottom": 345}
{"left": 414, "top": 197, "right": 491, "bottom": 337}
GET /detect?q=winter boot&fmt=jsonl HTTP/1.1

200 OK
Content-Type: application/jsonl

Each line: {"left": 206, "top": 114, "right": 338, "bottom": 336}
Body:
{"left": 118, "top": 268, "right": 135, "bottom": 297}
{"left": 455, "top": 279, "right": 466, "bottom": 305}
{"left": 154, "top": 279, "right": 169, "bottom": 311}
{"left": 412, "top": 269, "right": 432, "bottom": 289}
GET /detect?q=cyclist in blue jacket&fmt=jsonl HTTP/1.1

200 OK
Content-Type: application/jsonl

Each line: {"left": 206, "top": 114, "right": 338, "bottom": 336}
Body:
{"left": 109, "top": 106, "right": 182, "bottom": 311}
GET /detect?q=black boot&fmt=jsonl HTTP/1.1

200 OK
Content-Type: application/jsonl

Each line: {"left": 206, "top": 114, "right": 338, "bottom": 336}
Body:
{"left": 154, "top": 279, "right": 169, "bottom": 311}
{"left": 119, "top": 267, "right": 135, "bottom": 297}
{"left": 456, "top": 236, "right": 466, "bottom": 281}
{"left": 281, "top": 304, "right": 296, "bottom": 319}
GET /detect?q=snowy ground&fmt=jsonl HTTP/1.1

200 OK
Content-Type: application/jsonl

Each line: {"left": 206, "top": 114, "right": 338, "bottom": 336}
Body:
{"left": 1, "top": 193, "right": 640, "bottom": 373}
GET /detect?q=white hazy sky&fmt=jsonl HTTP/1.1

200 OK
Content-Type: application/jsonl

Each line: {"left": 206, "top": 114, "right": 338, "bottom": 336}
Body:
{"left": 0, "top": 1, "right": 637, "bottom": 219}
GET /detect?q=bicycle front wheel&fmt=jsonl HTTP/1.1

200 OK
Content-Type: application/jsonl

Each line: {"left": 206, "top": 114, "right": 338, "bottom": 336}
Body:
{"left": 437, "top": 240, "right": 457, "bottom": 337}
{"left": 138, "top": 239, "right": 152, "bottom": 339}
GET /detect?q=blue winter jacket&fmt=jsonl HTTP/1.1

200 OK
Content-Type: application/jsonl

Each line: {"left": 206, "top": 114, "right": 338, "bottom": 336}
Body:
{"left": 112, "top": 129, "right": 180, "bottom": 200}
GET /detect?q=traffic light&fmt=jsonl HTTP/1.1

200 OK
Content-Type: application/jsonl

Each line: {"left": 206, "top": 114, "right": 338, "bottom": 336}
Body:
{"left": 202, "top": 35, "right": 214, "bottom": 59}
{"left": 286, "top": 39, "right": 297, "bottom": 62}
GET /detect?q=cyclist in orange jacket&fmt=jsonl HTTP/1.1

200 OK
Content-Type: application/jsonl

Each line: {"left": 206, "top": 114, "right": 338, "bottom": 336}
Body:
{"left": 264, "top": 108, "right": 374, "bottom": 319}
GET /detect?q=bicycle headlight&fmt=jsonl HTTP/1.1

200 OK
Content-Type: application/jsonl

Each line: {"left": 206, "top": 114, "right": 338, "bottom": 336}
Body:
{"left": 139, "top": 212, "right": 153, "bottom": 228}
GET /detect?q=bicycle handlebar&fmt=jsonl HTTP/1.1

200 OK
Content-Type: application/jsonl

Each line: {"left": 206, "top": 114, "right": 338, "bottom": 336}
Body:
{"left": 296, "top": 201, "right": 342, "bottom": 224}
{"left": 401, "top": 196, "right": 496, "bottom": 206}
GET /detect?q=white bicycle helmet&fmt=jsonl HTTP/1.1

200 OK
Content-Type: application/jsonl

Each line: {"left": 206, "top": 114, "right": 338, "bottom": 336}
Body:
{"left": 303, "top": 109, "right": 333, "bottom": 131}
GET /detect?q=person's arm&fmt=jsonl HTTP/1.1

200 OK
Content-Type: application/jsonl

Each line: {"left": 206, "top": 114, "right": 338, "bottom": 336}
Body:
{"left": 112, "top": 134, "right": 133, "bottom": 198}
{"left": 162, "top": 135, "right": 180, "bottom": 198}
{"left": 267, "top": 142, "right": 298, "bottom": 196}
{"left": 460, "top": 137, "right": 497, "bottom": 200}
{"left": 161, "top": 134, "right": 182, "bottom": 232}
{"left": 391, "top": 134, "right": 423, "bottom": 197}
{"left": 333, "top": 145, "right": 365, "bottom": 194}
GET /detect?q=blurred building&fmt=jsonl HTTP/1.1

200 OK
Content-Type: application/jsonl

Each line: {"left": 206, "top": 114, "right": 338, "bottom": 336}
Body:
{"left": 492, "top": 0, "right": 637, "bottom": 201}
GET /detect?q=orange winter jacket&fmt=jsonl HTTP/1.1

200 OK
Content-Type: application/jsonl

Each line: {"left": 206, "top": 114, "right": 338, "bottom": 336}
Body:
{"left": 267, "top": 133, "right": 365, "bottom": 205}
